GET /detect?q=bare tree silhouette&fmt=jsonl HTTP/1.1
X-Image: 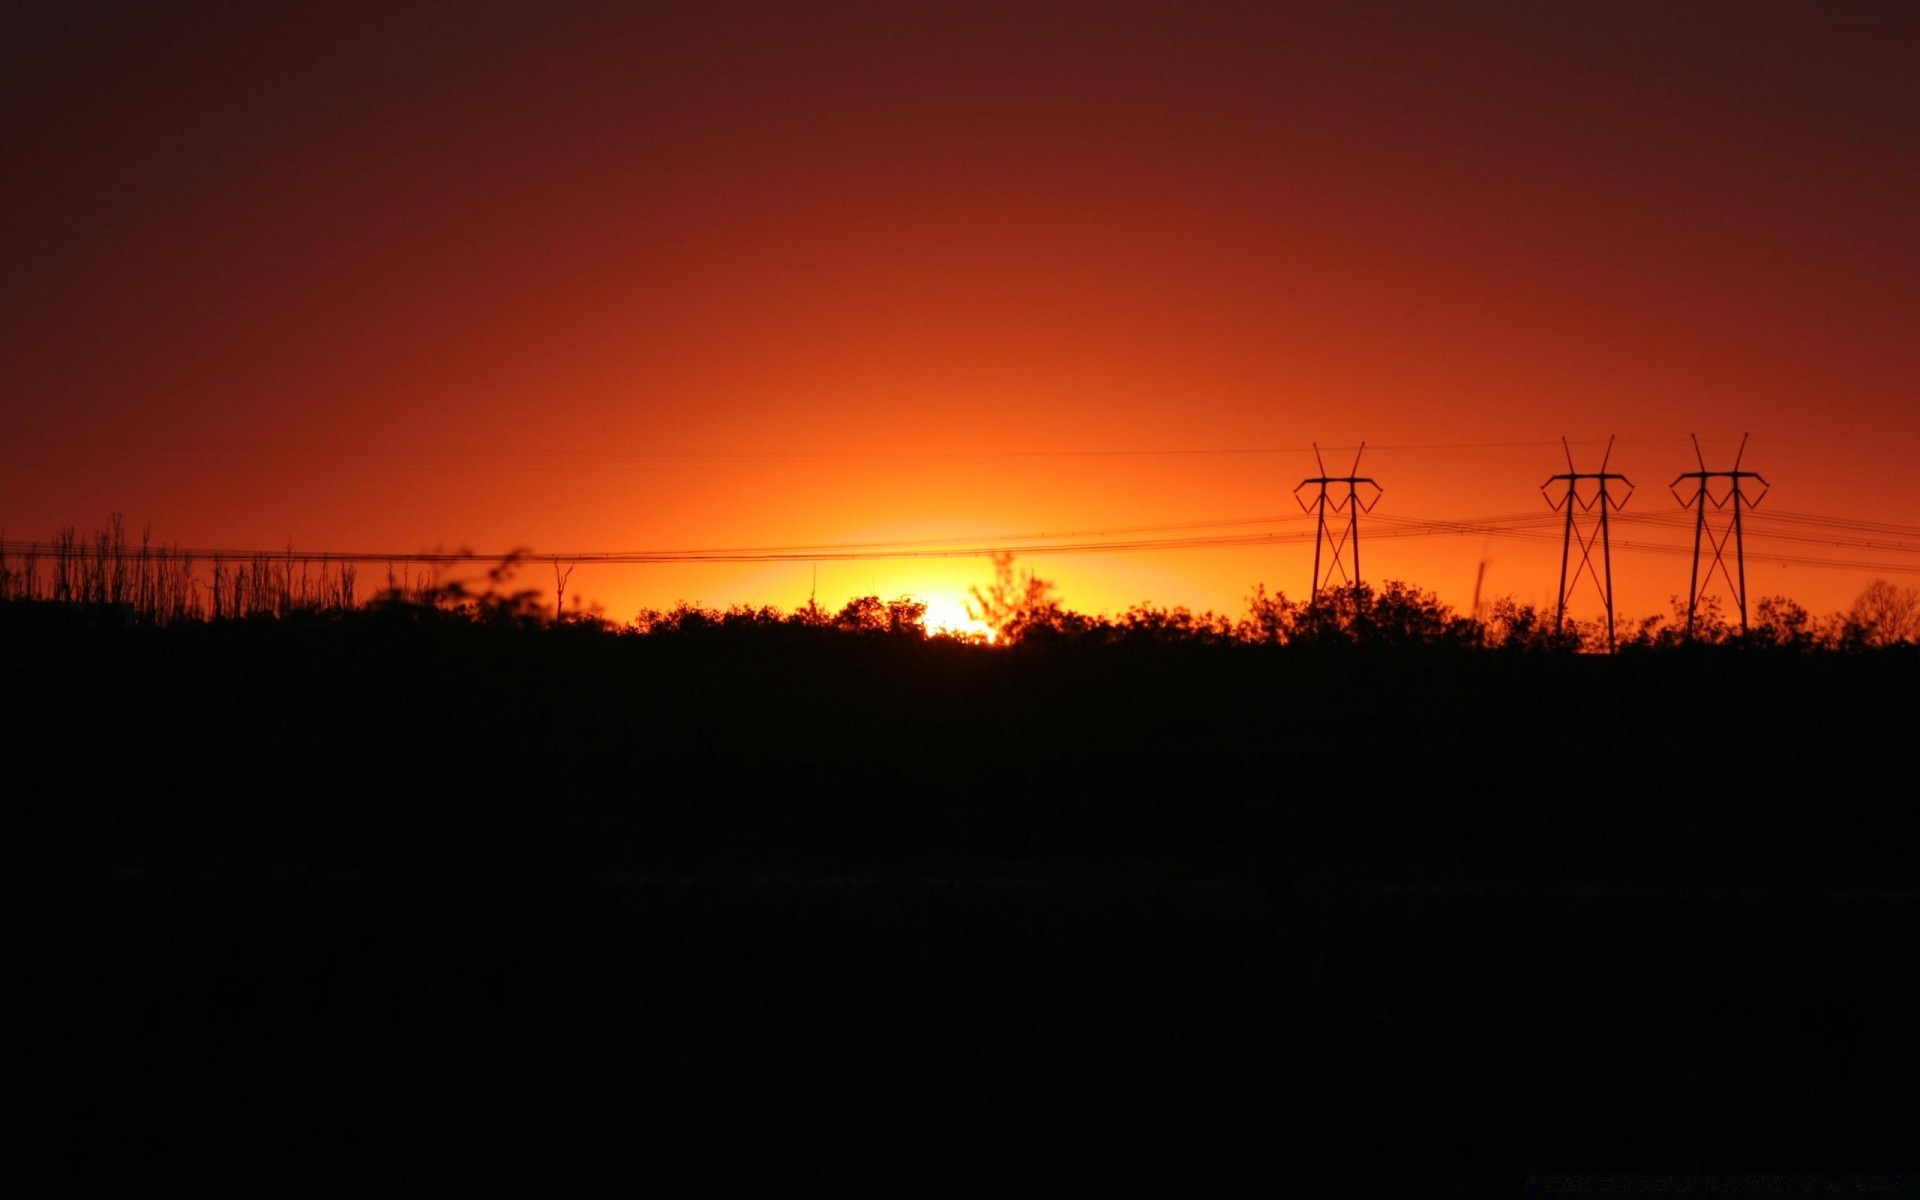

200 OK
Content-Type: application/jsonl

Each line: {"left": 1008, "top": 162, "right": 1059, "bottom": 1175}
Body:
{"left": 1849, "top": 579, "right": 1920, "bottom": 645}
{"left": 965, "top": 553, "right": 1064, "bottom": 642}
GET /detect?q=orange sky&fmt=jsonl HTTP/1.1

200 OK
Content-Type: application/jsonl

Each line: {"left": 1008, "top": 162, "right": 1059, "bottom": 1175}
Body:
{"left": 6, "top": 2, "right": 1917, "bottom": 628}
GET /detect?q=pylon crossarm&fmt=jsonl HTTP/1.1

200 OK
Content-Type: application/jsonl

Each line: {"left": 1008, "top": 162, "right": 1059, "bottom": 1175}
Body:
{"left": 1744, "top": 480, "right": 1769, "bottom": 508}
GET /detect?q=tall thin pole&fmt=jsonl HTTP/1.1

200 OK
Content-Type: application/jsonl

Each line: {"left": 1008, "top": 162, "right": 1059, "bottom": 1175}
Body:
{"left": 1556, "top": 475, "right": 1575, "bottom": 631}
{"left": 1598, "top": 437, "right": 1619, "bottom": 650}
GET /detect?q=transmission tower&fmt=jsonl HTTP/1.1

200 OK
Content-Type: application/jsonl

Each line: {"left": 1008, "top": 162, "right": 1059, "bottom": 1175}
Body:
{"left": 1543, "top": 436, "right": 1633, "bottom": 650}
{"left": 1671, "top": 432, "right": 1768, "bottom": 638}
{"left": 1294, "top": 442, "right": 1381, "bottom": 600}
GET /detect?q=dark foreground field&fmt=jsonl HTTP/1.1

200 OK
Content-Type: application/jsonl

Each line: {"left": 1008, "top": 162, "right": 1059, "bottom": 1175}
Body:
{"left": 7, "top": 613, "right": 1916, "bottom": 1192}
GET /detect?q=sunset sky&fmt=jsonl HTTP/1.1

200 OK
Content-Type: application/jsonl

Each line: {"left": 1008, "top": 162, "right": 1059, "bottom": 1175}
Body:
{"left": 6, "top": 1, "right": 1917, "bottom": 629}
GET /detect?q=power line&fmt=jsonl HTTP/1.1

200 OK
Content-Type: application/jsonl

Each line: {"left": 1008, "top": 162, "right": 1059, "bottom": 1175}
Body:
{"left": 7, "top": 437, "right": 1584, "bottom": 464}
{"left": 8, "top": 504, "right": 1920, "bottom": 575}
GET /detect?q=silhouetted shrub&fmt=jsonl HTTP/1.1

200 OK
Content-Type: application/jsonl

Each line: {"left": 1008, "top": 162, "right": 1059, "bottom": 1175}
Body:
{"left": 1479, "top": 597, "right": 1581, "bottom": 652}
{"left": 1284, "top": 581, "right": 1479, "bottom": 649}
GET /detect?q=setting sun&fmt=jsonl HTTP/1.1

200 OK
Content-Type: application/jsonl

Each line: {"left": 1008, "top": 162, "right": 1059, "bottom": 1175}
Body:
{"left": 921, "top": 594, "right": 995, "bottom": 642}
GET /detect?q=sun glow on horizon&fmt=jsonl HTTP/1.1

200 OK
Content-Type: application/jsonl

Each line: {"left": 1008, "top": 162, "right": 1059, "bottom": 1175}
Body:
{"left": 921, "top": 594, "right": 996, "bottom": 642}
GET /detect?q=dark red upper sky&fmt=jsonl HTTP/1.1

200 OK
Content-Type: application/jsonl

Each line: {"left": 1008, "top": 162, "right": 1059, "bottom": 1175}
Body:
{"left": 7, "top": 1, "right": 1917, "bottom": 625}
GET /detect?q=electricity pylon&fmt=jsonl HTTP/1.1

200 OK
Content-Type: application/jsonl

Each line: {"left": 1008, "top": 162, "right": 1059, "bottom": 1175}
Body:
{"left": 1670, "top": 432, "right": 1768, "bottom": 638}
{"left": 1543, "top": 436, "right": 1633, "bottom": 650}
{"left": 1294, "top": 442, "right": 1381, "bottom": 601}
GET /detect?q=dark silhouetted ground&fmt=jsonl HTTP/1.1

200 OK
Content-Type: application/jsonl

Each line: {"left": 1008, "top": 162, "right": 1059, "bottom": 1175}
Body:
{"left": 6, "top": 613, "right": 1914, "bottom": 1191}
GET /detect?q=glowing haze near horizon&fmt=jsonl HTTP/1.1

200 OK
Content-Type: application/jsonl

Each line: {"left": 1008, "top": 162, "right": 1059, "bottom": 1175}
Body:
{"left": 6, "top": 2, "right": 1917, "bottom": 627}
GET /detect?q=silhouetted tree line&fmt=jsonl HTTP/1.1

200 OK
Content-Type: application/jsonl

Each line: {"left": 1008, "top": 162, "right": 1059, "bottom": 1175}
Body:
{"left": 630, "top": 556, "right": 1915, "bottom": 655}
{"left": 13, "top": 530, "right": 1917, "bottom": 885}
{"left": 6, "top": 520, "right": 1919, "bottom": 650}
